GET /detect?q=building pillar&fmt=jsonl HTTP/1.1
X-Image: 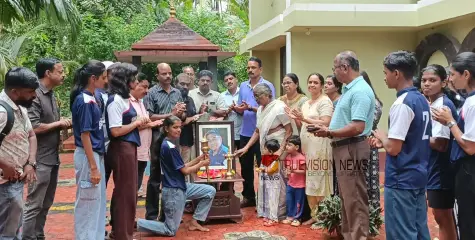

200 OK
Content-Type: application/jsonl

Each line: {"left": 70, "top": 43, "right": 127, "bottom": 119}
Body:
{"left": 207, "top": 57, "right": 218, "bottom": 91}
{"left": 132, "top": 56, "right": 142, "bottom": 71}
{"left": 198, "top": 61, "right": 208, "bottom": 72}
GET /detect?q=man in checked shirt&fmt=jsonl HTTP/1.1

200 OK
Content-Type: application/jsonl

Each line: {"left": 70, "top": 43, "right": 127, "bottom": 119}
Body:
{"left": 143, "top": 63, "right": 186, "bottom": 221}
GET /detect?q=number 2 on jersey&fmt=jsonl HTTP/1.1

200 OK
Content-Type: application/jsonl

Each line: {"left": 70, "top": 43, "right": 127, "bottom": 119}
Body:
{"left": 422, "top": 111, "right": 429, "bottom": 140}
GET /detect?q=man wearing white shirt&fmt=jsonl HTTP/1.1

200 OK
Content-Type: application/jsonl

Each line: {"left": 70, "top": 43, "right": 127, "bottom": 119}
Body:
{"left": 221, "top": 71, "right": 242, "bottom": 149}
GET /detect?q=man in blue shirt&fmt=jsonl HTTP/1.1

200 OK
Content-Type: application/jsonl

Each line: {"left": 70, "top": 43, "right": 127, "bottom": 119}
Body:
{"left": 312, "top": 51, "right": 375, "bottom": 240}
{"left": 371, "top": 51, "right": 431, "bottom": 240}
{"left": 232, "top": 57, "right": 275, "bottom": 208}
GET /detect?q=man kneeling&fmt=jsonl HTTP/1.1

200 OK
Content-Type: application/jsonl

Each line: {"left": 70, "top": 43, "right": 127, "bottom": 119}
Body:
{"left": 137, "top": 116, "right": 216, "bottom": 236}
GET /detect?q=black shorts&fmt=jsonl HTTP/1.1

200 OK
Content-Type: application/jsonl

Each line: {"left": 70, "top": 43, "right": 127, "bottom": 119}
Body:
{"left": 427, "top": 189, "right": 455, "bottom": 209}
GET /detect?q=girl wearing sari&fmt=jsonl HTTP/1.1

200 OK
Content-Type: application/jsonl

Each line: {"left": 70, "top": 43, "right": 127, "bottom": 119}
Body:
{"left": 288, "top": 73, "right": 333, "bottom": 228}
{"left": 235, "top": 83, "right": 292, "bottom": 226}
{"left": 279, "top": 73, "right": 308, "bottom": 135}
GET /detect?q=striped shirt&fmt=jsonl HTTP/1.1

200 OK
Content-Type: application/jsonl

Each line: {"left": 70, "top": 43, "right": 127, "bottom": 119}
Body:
{"left": 143, "top": 84, "right": 183, "bottom": 116}
{"left": 329, "top": 76, "right": 375, "bottom": 136}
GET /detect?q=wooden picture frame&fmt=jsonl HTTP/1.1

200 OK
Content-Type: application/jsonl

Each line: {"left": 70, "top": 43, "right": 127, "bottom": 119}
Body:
{"left": 195, "top": 120, "right": 235, "bottom": 170}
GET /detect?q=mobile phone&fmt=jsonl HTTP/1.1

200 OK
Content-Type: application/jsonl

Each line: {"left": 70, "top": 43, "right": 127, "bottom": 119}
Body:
{"left": 306, "top": 125, "right": 320, "bottom": 132}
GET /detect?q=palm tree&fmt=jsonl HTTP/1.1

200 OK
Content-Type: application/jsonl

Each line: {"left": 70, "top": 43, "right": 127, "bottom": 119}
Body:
{"left": 0, "top": 24, "right": 46, "bottom": 81}
{"left": 0, "top": 0, "right": 80, "bottom": 81}
{"left": 1, "top": 0, "right": 80, "bottom": 33}
{"left": 228, "top": 0, "right": 248, "bottom": 26}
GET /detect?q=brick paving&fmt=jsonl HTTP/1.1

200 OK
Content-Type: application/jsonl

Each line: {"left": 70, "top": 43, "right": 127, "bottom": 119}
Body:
{"left": 39, "top": 153, "right": 440, "bottom": 239}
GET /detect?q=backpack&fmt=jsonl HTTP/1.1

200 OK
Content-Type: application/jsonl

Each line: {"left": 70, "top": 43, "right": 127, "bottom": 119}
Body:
{"left": 0, "top": 100, "right": 14, "bottom": 147}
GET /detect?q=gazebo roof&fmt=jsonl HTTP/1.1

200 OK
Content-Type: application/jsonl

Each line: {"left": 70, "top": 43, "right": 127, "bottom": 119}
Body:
{"left": 131, "top": 17, "right": 220, "bottom": 51}
{"left": 114, "top": 8, "right": 235, "bottom": 63}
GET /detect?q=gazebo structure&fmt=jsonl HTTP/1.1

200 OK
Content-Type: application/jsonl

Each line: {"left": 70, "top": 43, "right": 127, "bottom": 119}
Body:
{"left": 114, "top": 6, "right": 236, "bottom": 91}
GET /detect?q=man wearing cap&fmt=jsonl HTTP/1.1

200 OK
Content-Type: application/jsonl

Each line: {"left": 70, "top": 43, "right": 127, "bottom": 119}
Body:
{"left": 205, "top": 130, "right": 229, "bottom": 167}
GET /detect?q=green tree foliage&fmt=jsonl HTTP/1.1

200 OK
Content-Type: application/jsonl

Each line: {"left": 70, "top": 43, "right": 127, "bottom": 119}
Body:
{"left": 2, "top": 0, "right": 249, "bottom": 116}
{"left": 0, "top": 0, "right": 81, "bottom": 79}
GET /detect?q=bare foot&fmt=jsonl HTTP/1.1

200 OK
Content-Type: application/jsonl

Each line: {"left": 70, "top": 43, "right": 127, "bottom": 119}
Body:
{"left": 310, "top": 223, "right": 320, "bottom": 230}
{"left": 188, "top": 219, "right": 209, "bottom": 232}
{"left": 302, "top": 218, "right": 316, "bottom": 226}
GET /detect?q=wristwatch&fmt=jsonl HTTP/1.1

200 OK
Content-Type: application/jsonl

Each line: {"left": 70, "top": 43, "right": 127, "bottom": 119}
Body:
{"left": 447, "top": 121, "right": 456, "bottom": 129}
{"left": 24, "top": 161, "right": 37, "bottom": 170}
{"left": 326, "top": 130, "right": 333, "bottom": 139}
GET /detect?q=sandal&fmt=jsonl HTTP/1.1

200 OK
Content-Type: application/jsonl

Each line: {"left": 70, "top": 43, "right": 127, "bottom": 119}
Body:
{"left": 281, "top": 218, "right": 293, "bottom": 224}
{"left": 291, "top": 220, "right": 301, "bottom": 226}
{"left": 264, "top": 220, "right": 278, "bottom": 227}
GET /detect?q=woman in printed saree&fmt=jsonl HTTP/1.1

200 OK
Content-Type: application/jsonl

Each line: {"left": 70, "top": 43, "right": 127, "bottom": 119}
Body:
{"left": 235, "top": 83, "right": 292, "bottom": 226}
{"left": 361, "top": 71, "right": 383, "bottom": 209}
{"left": 288, "top": 73, "right": 334, "bottom": 228}
{"left": 323, "top": 75, "right": 343, "bottom": 197}
{"left": 278, "top": 73, "right": 308, "bottom": 135}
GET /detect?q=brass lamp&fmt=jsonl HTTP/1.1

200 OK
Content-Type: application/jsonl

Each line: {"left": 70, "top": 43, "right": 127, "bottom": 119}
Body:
{"left": 200, "top": 138, "right": 210, "bottom": 182}
{"left": 224, "top": 153, "right": 235, "bottom": 179}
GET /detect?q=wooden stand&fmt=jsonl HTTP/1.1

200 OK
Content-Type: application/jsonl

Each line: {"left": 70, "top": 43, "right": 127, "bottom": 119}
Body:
{"left": 191, "top": 174, "right": 244, "bottom": 222}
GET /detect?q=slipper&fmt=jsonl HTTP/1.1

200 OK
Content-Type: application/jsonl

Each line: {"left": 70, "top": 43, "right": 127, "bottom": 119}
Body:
{"left": 281, "top": 219, "right": 293, "bottom": 224}
{"left": 291, "top": 220, "right": 301, "bottom": 226}
{"left": 263, "top": 220, "right": 278, "bottom": 227}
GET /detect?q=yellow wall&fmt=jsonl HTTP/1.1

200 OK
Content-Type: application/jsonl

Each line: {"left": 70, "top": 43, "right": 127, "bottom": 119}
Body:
{"left": 249, "top": 0, "right": 286, "bottom": 31}
{"left": 290, "top": 31, "right": 417, "bottom": 131}
{"left": 251, "top": 48, "right": 284, "bottom": 96}
{"left": 418, "top": 15, "right": 475, "bottom": 67}
{"left": 427, "top": 51, "right": 448, "bottom": 67}
{"left": 291, "top": 0, "right": 417, "bottom": 3}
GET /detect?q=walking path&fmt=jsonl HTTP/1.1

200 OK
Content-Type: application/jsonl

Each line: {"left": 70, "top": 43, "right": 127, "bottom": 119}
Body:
{"left": 41, "top": 153, "right": 440, "bottom": 239}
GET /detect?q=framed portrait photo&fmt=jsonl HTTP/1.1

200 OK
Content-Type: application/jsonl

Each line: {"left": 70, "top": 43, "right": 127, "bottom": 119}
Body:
{"left": 195, "top": 121, "right": 235, "bottom": 170}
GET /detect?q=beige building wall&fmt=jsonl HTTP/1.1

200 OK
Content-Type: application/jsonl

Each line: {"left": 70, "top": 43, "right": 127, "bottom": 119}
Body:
{"left": 291, "top": 0, "right": 417, "bottom": 3}
{"left": 251, "top": 49, "right": 284, "bottom": 96}
{"left": 290, "top": 31, "right": 416, "bottom": 131}
{"left": 249, "top": 0, "right": 286, "bottom": 31}
{"left": 419, "top": 15, "right": 475, "bottom": 67}
{"left": 244, "top": 1, "right": 475, "bottom": 132}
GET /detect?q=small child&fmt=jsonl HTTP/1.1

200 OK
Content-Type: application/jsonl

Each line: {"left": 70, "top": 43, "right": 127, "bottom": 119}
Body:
{"left": 282, "top": 135, "right": 306, "bottom": 226}
{"left": 256, "top": 139, "right": 287, "bottom": 226}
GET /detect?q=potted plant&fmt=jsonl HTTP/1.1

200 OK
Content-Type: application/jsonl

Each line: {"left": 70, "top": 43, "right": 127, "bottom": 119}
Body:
{"left": 314, "top": 196, "right": 384, "bottom": 239}
{"left": 314, "top": 195, "right": 343, "bottom": 238}
{"left": 369, "top": 204, "right": 384, "bottom": 237}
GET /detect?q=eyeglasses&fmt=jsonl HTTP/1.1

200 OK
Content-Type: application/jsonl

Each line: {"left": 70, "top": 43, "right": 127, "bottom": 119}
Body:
{"left": 207, "top": 137, "right": 220, "bottom": 143}
{"left": 332, "top": 64, "right": 345, "bottom": 72}
{"left": 281, "top": 81, "right": 294, "bottom": 86}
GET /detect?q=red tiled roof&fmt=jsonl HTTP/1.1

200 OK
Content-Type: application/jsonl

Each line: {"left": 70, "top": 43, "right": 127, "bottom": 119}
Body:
{"left": 131, "top": 17, "right": 220, "bottom": 51}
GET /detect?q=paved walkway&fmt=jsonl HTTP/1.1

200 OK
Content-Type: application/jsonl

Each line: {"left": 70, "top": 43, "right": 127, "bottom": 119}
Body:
{"left": 40, "top": 153, "right": 440, "bottom": 239}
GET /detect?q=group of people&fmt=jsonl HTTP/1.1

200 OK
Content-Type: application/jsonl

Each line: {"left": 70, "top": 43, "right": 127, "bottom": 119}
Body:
{"left": 1, "top": 49, "right": 475, "bottom": 240}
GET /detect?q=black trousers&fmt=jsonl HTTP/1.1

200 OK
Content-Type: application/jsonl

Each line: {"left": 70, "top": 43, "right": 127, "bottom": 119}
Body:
{"left": 145, "top": 131, "right": 162, "bottom": 220}
{"left": 137, "top": 161, "right": 148, "bottom": 190}
{"left": 454, "top": 157, "right": 475, "bottom": 240}
{"left": 239, "top": 135, "right": 261, "bottom": 201}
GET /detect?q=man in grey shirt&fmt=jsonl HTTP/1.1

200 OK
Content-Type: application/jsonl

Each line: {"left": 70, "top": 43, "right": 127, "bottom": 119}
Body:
{"left": 23, "top": 58, "right": 72, "bottom": 240}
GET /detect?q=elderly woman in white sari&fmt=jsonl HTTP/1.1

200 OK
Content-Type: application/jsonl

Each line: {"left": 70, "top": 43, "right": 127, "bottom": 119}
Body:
{"left": 235, "top": 83, "right": 293, "bottom": 226}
